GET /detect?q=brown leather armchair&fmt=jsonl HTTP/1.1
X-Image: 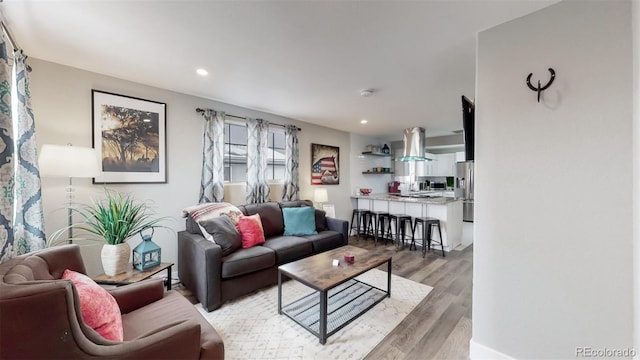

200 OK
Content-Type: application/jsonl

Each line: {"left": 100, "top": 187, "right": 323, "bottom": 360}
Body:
{"left": 0, "top": 245, "right": 224, "bottom": 359}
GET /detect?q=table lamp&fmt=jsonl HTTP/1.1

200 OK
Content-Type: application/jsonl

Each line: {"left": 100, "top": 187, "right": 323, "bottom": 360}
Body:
{"left": 38, "top": 144, "right": 101, "bottom": 243}
{"left": 314, "top": 188, "right": 328, "bottom": 209}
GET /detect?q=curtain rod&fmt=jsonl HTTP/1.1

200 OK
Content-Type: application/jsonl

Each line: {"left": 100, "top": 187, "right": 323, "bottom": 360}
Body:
{"left": 196, "top": 107, "right": 301, "bottom": 131}
{"left": 0, "top": 16, "right": 18, "bottom": 51}
{"left": 0, "top": 18, "right": 33, "bottom": 73}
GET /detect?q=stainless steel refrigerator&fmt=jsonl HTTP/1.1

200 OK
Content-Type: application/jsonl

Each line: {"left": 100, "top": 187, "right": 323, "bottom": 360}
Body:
{"left": 455, "top": 161, "right": 474, "bottom": 222}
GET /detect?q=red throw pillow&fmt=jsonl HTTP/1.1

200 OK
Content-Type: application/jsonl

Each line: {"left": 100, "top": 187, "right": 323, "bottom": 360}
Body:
{"left": 237, "top": 214, "right": 266, "bottom": 248}
{"left": 62, "top": 269, "right": 124, "bottom": 341}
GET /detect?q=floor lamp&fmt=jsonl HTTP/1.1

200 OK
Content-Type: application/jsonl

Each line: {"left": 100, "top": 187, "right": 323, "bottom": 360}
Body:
{"left": 38, "top": 144, "right": 101, "bottom": 243}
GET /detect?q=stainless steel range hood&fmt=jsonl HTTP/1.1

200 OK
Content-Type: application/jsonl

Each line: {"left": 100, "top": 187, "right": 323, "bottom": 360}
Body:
{"left": 397, "top": 127, "right": 432, "bottom": 161}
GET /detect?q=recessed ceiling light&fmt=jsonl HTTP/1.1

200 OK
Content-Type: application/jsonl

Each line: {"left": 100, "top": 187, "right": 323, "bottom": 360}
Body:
{"left": 360, "top": 119, "right": 368, "bottom": 124}
{"left": 360, "top": 89, "right": 373, "bottom": 97}
{"left": 196, "top": 68, "right": 208, "bottom": 76}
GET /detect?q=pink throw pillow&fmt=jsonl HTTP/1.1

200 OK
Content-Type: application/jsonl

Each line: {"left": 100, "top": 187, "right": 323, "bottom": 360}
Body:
{"left": 237, "top": 214, "right": 266, "bottom": 248}
{"left": 62, "top": 269, "right": 124, "bottom": 341}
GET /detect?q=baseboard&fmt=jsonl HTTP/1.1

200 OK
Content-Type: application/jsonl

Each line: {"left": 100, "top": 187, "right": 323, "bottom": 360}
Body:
{"left": 469, "top": 338, "right": 515, "bottom": 360}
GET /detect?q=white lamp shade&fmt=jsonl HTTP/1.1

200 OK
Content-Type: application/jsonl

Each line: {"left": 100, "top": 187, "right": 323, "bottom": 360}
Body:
{"left": 314, "top": 188, "right": 329, "bottom": 203}
{"left": 38, "top": 144, "right": 101, "bottom": 178}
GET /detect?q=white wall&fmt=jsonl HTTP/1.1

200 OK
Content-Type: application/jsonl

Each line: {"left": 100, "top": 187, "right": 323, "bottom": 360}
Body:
{"left": 29, "top": 58, "right": 352, "bottom": 276}
{"left": 473, "top": 1, "right": 634, "bottom": 358}
{"left": 297, "top": 125, "right": 352, "bottom": 221}
{"left": 349, "top": 133, "right": 395, "bottom": 195}
{"left": 633, "top": 0, "right": 640, "bottom": 354}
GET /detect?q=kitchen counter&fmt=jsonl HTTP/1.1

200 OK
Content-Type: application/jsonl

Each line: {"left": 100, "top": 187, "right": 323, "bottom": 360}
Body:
{"left": 350, "top": 193, "right": 463, "bottom": 251}
{"left": 351, "top": 193, "right": 460, "bottom": 205}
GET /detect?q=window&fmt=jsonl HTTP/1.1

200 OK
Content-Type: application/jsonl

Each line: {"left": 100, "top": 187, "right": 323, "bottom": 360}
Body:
{"left": 266, "top": 130, "right": 286, "bottom": 181}
{"left": 223, "top": 123, "right": 247, "bottom": 182}
{"left": 223, "top": 122, "right": 286, "bottom": 182}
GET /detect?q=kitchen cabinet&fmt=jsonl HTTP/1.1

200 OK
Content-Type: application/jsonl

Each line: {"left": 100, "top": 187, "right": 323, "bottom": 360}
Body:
{"left": 414, "top": 161, "right": 423, "bottom": 176}
{"left": 414, "top": 152, "right": 437, "bottom": 176}
{"left": 435, "top": 153, "right": 456, "bottom": 176}
{"left": 395, "top": 153, "right": 458, "bottom": 176}
{"left": 425, "top": 153, "right": 436, "bottom": 175}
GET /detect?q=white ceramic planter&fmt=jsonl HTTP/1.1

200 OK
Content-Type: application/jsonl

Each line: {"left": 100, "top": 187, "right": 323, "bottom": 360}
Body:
{"left": 101, "top": 243, "right": 131, "bottom": 276}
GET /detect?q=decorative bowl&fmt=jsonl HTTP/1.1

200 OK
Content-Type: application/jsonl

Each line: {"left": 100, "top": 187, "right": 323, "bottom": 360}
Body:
{"left": 359, "top": 188, "right": 371, "bottom": 195}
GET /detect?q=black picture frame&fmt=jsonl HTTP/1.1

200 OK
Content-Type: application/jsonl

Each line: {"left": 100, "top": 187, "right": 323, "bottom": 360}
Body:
{"left": 92, "top": 90, "right": 167, "bottom": 184}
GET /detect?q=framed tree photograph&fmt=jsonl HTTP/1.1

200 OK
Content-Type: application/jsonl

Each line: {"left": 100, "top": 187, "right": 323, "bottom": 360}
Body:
{"left": 92, "top": 90, "right": 167, "bottom": 183}
{"left": 311, "top": 143, "right": 339, "bottom": 185}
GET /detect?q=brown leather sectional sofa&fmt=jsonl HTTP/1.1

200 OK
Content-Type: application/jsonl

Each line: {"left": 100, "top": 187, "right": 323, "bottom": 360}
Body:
{"left": 178, "top": 200, "right": 349, "bottom": 312}
{"left": 0, "top": 245, "right": 224, "bottom": 359}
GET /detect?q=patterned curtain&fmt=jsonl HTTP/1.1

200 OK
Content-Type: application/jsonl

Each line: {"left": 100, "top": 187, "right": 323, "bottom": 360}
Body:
{"left": 199, "top": 109, "right": 225, "bottom": 203}
{"left": 245, "top": 118, "right": 270, "bottom": 203}
{"left": 8, "top": 50, "right": 45, "bottom": 260}
{"left": 282, "top": 125, "right": 299, "bottom": 201}
{"left": 0, "top": 33, "right": 14, "bottom": 261}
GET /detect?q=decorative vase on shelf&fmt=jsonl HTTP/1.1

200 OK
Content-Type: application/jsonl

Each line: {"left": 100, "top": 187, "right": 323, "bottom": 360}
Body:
{"left": 101, "top": 242, "right": 131, "bottom": 276}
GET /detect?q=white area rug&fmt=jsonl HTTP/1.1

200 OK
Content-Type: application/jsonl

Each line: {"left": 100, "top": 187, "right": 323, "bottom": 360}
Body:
{"left": 196, "top": 269, "right": 432, "bottom": 360}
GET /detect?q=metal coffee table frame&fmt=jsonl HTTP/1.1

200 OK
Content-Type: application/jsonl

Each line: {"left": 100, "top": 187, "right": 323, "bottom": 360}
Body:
{"left": 277, "top": 249, "right": 392, "bottom": 345}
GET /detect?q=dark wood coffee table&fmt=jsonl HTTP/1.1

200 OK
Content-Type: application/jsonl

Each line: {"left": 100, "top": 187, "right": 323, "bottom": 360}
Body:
{"left": 93, "top": 262, "right": 174, "bottom": 290}
{"left": 277, "top": 245, "right": 392, "bottom": 344}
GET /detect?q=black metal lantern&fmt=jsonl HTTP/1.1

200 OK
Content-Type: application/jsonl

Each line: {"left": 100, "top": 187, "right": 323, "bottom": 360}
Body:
{"left": 133, "top": 228, "right": 161, "bottom": 270}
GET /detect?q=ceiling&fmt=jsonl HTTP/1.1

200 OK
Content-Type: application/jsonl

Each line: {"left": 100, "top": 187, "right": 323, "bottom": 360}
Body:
{"left": 1, "top": 0, "right": 555, "bottom": 139}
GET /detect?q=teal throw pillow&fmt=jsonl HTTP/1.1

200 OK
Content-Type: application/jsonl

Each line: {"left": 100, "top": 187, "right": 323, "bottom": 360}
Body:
{"left": 283, "top": 206, "right": 318, "bottom": 236}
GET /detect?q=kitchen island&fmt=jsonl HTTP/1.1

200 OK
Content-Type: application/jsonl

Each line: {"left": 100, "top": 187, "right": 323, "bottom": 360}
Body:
{"left": 351, "top": 194, "right": 463, "bottom": 252}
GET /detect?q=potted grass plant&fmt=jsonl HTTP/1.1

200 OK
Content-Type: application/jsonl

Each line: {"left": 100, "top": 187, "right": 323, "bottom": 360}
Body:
{"left": 70, "top": 191, "right": 167, "bottom": 276}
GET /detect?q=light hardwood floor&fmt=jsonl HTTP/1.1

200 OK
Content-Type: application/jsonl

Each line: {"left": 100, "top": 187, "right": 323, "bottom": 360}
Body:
{"left": 356, "top": 237, "right": 473, "bottom": 360}
{"left": 175, "top": 235, "right": 473, "bottom": 360}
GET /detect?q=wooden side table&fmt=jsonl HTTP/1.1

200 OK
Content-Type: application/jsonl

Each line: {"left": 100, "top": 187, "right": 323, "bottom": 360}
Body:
{"left": 93, "top": 262, "right": 174, "bottom": 290}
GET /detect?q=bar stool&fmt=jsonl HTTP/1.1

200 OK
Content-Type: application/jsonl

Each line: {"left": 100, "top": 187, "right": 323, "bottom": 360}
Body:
{"left": 366, "top": 211, "right": 390, "bottom": 246}
{"left": 349, "top": 209, "right": 371, "bottom": 240}
{"left": 411, "top": 217, "right": 446, "bottom": 257}
{"left": 387, "top": 214, "right": 413, "bottom": 249}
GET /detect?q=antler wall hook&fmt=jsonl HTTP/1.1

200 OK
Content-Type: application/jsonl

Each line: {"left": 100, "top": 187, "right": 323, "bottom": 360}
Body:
{"left": 526, "top": 68, "right": 555, "bottom": 103}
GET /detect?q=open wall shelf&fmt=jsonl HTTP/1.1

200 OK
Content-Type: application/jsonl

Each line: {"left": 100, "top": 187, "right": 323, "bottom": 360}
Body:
{"left": 361, "top": 152, "right": 392, "bottom": 157}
